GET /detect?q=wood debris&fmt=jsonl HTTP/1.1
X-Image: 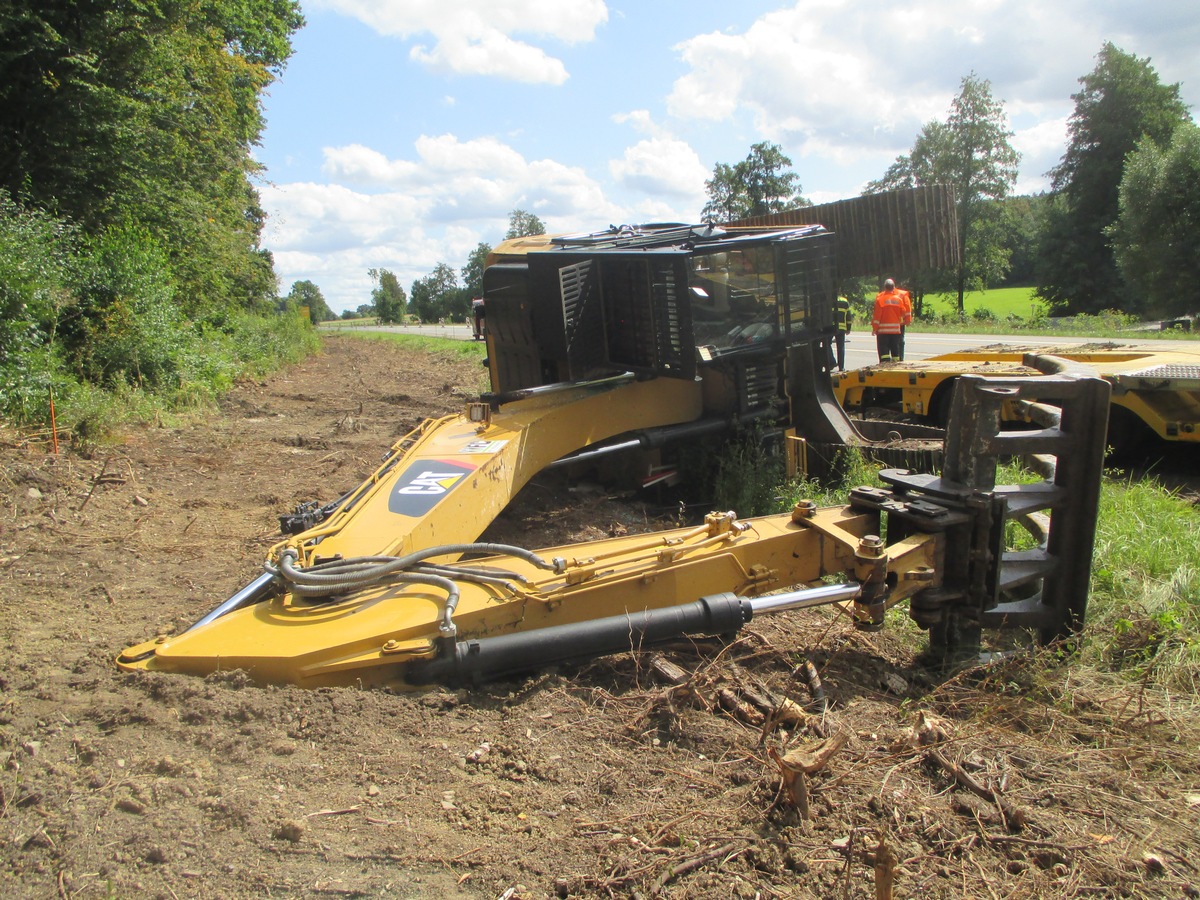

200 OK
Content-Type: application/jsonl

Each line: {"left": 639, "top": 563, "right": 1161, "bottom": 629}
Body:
{"left": 770, "top": 731, "right": 850, "bottom": 818}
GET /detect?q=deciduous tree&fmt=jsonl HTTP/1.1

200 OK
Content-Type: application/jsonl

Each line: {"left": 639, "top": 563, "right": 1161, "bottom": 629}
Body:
{"left": 1038, "top": 44, "right": 1190, "bottom": 315}
{"left": 867, "top": 74, "right": 1019, "bottom": 313}
{"left": 368, "top": 268, "right": 406, "bottom": 324}
{"left": 702, "top": 142, "right": 806, "bottom": 222}
{"left": 409, "top": 264, "right": 460, "bottom": 323}
{"left": 996, "top": 195, "right": 1050, "bottom": 287}
{"left": 461, "top": 242, "right": 492, "bottom": 298}
{"left": 505, "top": 210, "right": 545, "bottom": 239}
{"left": 285, "top": 280, "right": 333, "bottom": 323}
{"left": 1108, "top": 123, "right": 1200, "bottom": 318}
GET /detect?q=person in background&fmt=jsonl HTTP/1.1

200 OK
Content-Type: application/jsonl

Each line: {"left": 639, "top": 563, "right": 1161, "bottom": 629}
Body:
{"left": 830, "top": 294, "right": 852, "bottom": 370}
{"left": 897, "top": 284, "right": 913, "bottom": 360}
{"left": 471, "top": 297, "right": 486, "bottom": 340}
{"left": 871, "top": 279, "right": 910, "bottom": 363}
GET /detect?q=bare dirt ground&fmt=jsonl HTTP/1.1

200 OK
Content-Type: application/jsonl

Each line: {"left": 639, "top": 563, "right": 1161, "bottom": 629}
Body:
{"left": 2, "top": 334, "right": 1198, "bottom": 899}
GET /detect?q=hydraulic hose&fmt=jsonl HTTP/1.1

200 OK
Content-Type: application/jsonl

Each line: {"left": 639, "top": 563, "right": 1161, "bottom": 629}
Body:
{"left": 270, "top": 543, "right": 556, "bottom": 591}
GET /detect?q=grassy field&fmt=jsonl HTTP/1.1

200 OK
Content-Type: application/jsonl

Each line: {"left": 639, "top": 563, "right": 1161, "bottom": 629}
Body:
{"left": 922, "top": 286, "right": 1044, "bottom": 319}
{"left": 349, "top": 330, "right": 487, "bottom": 359}
{"left": 910, "top": 285, "right": 1198, "bottom": 337}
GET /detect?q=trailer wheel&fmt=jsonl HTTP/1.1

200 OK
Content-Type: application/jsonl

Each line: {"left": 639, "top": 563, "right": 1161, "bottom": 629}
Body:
{"left": 927, "top": 378, "right": 958, "bottom": 428}
{"left": 1104, "top": 406, "right": 1154, "bottom": 465}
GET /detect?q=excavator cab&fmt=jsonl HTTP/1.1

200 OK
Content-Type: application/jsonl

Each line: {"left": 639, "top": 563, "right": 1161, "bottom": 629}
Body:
{"left": 481, "top": 223, "right": 841, "bottom": 466}
{"left": 482, "top": 224, "right": 833, "bottom": 386}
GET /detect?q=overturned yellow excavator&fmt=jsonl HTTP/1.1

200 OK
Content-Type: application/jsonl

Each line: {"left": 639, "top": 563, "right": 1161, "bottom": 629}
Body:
{"left": 118, "top": 189, "right": 1112, "bottom": 688}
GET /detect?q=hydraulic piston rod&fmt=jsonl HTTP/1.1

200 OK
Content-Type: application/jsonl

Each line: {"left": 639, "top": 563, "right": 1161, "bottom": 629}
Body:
{"left": 406, "top": 583, "right": 861, "bottom": 686}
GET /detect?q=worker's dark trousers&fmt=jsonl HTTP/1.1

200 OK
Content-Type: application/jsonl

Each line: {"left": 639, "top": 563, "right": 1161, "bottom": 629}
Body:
{"left": 875, "top": 333, "right": 902, "bottom": 362}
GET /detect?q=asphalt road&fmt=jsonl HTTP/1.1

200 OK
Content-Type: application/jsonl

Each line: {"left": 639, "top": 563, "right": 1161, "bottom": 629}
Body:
{"left": 325, "top": 321, "right": 1197, "bottom": 367}
{"left": 841, "top": 331, "right": 1200, "bottom": 369}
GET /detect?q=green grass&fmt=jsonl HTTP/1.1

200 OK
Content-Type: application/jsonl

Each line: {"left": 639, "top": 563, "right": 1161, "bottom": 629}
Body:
{"left": 342, "top": 330, "right": 488, "bottom": 361}
{"left": 1084, "top": 475, "right": 1200, "bottom": 690}
{"left": 923, "top": 286, "right": 1044, "bottom": 320}
{"left": 904, "top": 285, "right": 1199, "bottom": 338}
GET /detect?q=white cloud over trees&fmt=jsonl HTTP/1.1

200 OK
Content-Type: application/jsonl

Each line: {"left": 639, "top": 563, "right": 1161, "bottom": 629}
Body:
{"left": 310, "top": 0, "right": 608, "bottom": 83}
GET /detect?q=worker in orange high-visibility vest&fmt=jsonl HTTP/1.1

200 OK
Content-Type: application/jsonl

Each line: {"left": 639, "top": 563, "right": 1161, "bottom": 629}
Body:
{"left": 871, "top": 278, "right": 911, "bottom": 363}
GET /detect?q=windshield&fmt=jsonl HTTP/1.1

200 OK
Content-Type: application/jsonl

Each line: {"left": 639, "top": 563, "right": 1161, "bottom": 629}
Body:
{"left": 688, "top": 246, "right": 780, "bottom": 356}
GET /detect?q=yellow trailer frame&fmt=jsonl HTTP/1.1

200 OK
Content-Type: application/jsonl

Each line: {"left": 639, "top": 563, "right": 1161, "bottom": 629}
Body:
{"left": 833, "top": 343, "right": 1200, "bottom": 446}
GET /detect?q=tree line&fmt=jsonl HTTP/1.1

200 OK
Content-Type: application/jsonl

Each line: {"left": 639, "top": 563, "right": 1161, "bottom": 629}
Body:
{"left": 320, "top": 209, "right": 546, "bottom": 326}
{"left": 0, "top": 2, "right": 311, "bottom": 428}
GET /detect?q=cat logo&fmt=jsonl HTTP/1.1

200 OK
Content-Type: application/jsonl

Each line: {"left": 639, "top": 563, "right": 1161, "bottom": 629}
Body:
{"left": 388, "top": 459, "right": 476, "bottom": 517}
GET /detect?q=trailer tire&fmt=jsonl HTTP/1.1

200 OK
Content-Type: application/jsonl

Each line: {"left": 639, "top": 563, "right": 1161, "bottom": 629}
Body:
{"left": 1104, "top": 406, "right": 1154, "bottom": 465}
{"left": 927, "top": 378, "right": 958, "bottom": 428}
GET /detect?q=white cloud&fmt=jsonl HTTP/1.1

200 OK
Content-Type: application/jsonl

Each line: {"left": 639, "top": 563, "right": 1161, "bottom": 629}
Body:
{"left": 1011, "top": 116, "right": 1070, "bottom": 194}
{"left": 309, "top": 0, "right": 608, "bottom": 83}
{"left": 261, "top": 182, "right": 427, "bottom": 254}
{"left": 262, "top": 182, "right": 445, "bottom": 311}
{"left": 262, "top": 135, "right": 631, "bottom": 311}
{"left": 414, "top": 134, "right": 530, "bottom": 176}
{"left": 319, "top": 134, "right": 619, "bottom": 223}
{"left": 607, "top": 112, "right": 710, "bottom": 215}
{"left": 609, "top": 137, "right": 709, "bottom": 206}
{"left": 322, "top": 145, "right": 422, "bottom": 186}
{"left": 664, "top": 0, "right": 1200, "bottom": 198}
{"left": 669, "top": 3, "right": 970, "bottom": 156}
{"left": 612, "top": 109, "right": 669, "bottom": 139}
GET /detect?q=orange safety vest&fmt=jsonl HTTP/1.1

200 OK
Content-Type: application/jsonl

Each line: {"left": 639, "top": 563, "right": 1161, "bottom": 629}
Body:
{"left": 872, "top": 289, "right": 911, "bottom": 335}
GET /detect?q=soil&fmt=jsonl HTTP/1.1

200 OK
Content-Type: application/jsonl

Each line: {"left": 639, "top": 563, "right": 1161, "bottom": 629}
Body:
{"left": 2, "top": 335, "right": 1198, "bottom": 899}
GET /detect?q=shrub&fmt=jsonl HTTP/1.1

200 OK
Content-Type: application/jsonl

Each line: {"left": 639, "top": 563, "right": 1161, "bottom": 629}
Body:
{"left": 0, "top": 195, "right": 78, "bottom": 423}
{"left": 65, "top": 223, "right": 191, "bottom": 390}
{"left": 0, "top": 195, "right": 321, "bottom": 434}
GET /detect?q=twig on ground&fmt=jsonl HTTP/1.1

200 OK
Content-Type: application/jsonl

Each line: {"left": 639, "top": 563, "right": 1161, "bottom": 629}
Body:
{"left": 926, "top": 747, "right": 1028, "bottom": 831}
{"left": 649, "top": 841, "right": 741, "bottom": 896}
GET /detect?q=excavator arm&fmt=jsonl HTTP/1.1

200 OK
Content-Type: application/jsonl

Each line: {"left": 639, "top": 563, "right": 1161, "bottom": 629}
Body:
{"left": 118, "top": 369, "right": 1110, "bottom": 687}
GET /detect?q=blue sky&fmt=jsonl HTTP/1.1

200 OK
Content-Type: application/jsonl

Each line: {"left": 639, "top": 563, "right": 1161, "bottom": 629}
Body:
{"left": 255, "top": 1, "right": 1200, "bottom": 313}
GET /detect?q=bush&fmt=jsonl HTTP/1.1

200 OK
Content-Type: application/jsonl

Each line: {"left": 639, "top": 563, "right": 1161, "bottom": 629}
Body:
{"left": 67, "top": 223, "right": 190, "bottom": 390}
{"left": 711, "top": 427, "right": 785, "bottom": 517}
{"left": 0, "top": 194, "right": 320, "bottom": 435}
{"left": 0, "top": 195, "right": 78, "bottom": 423}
